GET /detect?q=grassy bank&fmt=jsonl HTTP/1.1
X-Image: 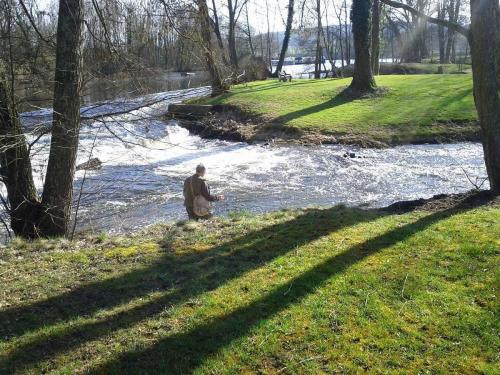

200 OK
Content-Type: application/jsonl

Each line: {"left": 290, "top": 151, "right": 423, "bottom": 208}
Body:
{"left": 380, "top": 62, "right": 471, "bottom": 75}
{"left": 1, "top": 195, "right": 498, "bottom": 374}
{"left": 199, "top": 75, "right": 478, "bottom": 145}
{"left": 334, "top": 63, "right": 471, "bottom": 77}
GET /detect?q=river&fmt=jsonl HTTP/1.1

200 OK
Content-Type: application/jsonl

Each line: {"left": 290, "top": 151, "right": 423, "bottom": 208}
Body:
{"left": 4, "top": 83, "right": 486, "bottom": 241}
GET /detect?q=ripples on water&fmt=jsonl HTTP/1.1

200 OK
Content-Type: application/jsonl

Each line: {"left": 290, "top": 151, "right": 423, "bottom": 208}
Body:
{"left": 1, "top": 86, "right": 488, "bottom": 237}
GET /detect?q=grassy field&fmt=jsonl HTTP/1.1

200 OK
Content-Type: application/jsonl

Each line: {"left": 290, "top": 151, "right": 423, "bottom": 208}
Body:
{"left": 203, "top": 75, "right": 478, "bottom": 144}
{"left": 1, "top": 199, "right": 498, "bottom": 374}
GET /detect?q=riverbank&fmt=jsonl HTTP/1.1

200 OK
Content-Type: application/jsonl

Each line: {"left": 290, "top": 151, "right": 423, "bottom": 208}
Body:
{"left": 186, "top": 75, "right": 479, "bottom": 147}
{"left": 1, "top": 191, "right": 498, "bottom": 373}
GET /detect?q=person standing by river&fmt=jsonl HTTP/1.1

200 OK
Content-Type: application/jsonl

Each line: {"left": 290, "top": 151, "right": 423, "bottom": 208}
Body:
{"left": 183, "top": 164, "right": 224, "bottom": 220}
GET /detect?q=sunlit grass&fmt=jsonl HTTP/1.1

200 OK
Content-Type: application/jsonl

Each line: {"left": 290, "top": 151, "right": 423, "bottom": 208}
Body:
{"left": 0, "top": 202, "right": 498, "bottom": 374}
{"left": 202, "top": 75, "right": 477, "bottom": 143}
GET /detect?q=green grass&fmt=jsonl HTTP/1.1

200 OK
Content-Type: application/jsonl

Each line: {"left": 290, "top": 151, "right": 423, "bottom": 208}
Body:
{"left": 0, "top": 202, "right": 498, "bottom": 374}
{"left": 203, "top": 75, "right": 478, "bottom": 143}
{"left": 384, "top": 62, "right": 471, "bottom": 74}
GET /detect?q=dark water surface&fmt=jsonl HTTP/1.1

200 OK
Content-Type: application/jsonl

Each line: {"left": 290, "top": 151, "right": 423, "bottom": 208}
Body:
{"left": 16, "top": 70, "right": 210, "bottom": 112}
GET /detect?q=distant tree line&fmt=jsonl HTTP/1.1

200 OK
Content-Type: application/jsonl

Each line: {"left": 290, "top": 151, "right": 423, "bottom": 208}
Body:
{"left": 0, "top": 0, "right": 472, "bottom": 81}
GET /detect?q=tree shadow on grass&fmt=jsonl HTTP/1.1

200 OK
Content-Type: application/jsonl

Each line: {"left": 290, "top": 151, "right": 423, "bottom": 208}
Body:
{"left": 1, "top": 206, "right": 382, "bottom": 373}
{"left": 212, "top": 80, "right": 317, "bottom": 102}
{"left": 246, "top": 89, "right": 355, "bottom": 141}
{"left": 270, "top": 92, "right": 354, "bottom": 125}
{"left": 2, "top": 193, "right": 493, "bottom": 374}
{"left": 260, "top": 84, "right": 473, "bottom": 132}
{"left": 86, "top": 196, "right": 492, "bottom": 374}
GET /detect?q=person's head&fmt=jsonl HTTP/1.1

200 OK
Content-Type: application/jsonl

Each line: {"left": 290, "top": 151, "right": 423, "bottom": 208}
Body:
{"left": 196, "top": 163, "right": 206, "bottom": 177}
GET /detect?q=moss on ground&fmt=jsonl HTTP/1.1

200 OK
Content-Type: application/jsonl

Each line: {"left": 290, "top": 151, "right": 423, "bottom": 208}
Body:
{"left": 0, "top": 196, "right": 498, "bottom": 374}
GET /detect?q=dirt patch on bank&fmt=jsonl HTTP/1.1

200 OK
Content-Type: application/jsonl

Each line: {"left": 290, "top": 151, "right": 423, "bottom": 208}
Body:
{"left": 383, "top": 190, "right": 499, "bottom": 214}
{"left": 172, "top": 106, "right": 389, "bottom": 148}
{"left": 170, "top": 105, "right": 480, "bottom": 148}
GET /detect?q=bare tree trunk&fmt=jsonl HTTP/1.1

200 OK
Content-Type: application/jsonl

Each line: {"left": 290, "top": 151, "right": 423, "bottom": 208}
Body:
{"left": 245, "top": 2, "right": 255, "bottom": 57}
{"left": 0, "top": 73, "right": 41, "bottom": 238}
{"left": 344, "top": 0, "right": 351, "bottom": 65}
{"left": 451, "top": 37, "right": 456, "bottom": 62}
{"left": 333, "top": 0, "right": 345, "bottom": 68}
{"left": 386, "top": 14, "right": 403, "bottom": 63}
{"left": 314, "top": 0, "right": 322, "bottom": 78}
{"left": 371, "top": 0, "right": 380, "bottom": 74}
{"left": 418, "top": 20, "right": 428, "bottom": 62}
{"left": 437, "top": 1, "right": 446, "bottom": 64}
{"left": 210, "top": 0, "right": 229, "bottom": 65}
{"left": 321, "top": 7, "right": 339, "bottom": 77}
{"left": 40, "top": 0, "right": 84, "bottom": 237}
{"left": 273, "top": 0, "right": 294, "bottom": 76}
{"left": 470, "top": 0, "right": 500, "bottom": 192}
{"left": 196, "top": 0, "right": 226, "bottom": 94}
{"left": 265, "top": 0, "right": 272, "bottom": 69}
{"left": 349, "top": 0, "right": 376, "bottom": 92}
{"left": 445, "top": 0, "right": 460, "bottom": 63}
{"left": 390, "top": 27, "right": 395, "bottom": 62}
{"left": 259, "top": 33, "right": 265, "bottom": 58}
{"left": 227, "top": 0, "right": 238, "bottom": 68}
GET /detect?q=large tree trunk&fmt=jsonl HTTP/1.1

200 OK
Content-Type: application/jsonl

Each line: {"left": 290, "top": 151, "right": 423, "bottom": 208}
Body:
{"left": 349, "top": 0, "right": 377, "bottom": 92}
{"left": 196, "top": 0, "right": 226, "bottom": 95}
{"left": 470, "top": 0, "right": 500, "bottom": 192}
{"left": 371, "top": 0, "right": 380, "bottom": 74}
{"left": 39, "top": 0, "right": 84, "bottom": 236}
{"left": 273, "top": 0, "right": 294, "bottom": 76}
{"left": 0, "top": 73, "right": 41, "bottom": 238}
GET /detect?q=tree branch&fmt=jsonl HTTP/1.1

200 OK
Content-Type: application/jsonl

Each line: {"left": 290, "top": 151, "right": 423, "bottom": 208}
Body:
{"left": 18, "top": 0, "right": 56, "bottom": 47}
{"left": 380, "top": 0, "right": 470, "bottom": 39}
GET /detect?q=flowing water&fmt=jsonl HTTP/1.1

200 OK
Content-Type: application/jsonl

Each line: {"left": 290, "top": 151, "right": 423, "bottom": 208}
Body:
{"left": 1, "top": 85, "right": 487, "bottom": 239}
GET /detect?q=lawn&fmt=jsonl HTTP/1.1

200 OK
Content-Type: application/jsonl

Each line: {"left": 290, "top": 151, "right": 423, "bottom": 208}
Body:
{"left": 203, "top": 75, "right": 478, "bottom": 143}
{"left": 1, "top": 199, "right": 498, "bottom": 374}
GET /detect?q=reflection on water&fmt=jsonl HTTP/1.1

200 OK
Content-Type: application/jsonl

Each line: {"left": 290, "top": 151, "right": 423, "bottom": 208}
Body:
{"left": 16, "top": 70, "right": 211, "bottom": 112}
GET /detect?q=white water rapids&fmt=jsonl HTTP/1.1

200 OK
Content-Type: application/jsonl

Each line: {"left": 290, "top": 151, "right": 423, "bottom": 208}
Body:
{"left": 1, "top": 86, "right": 488, "bottom": 238}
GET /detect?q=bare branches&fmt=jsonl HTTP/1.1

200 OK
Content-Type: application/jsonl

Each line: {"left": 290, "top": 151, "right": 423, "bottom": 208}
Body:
{"left": 18, "top": 0, "right": 55, "bottom": 47}
{"left": 71, "top": 124, "right": 101, "bottom": 240}
{"left": 381, "top": 0, "right": 470, "bottom": 39}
